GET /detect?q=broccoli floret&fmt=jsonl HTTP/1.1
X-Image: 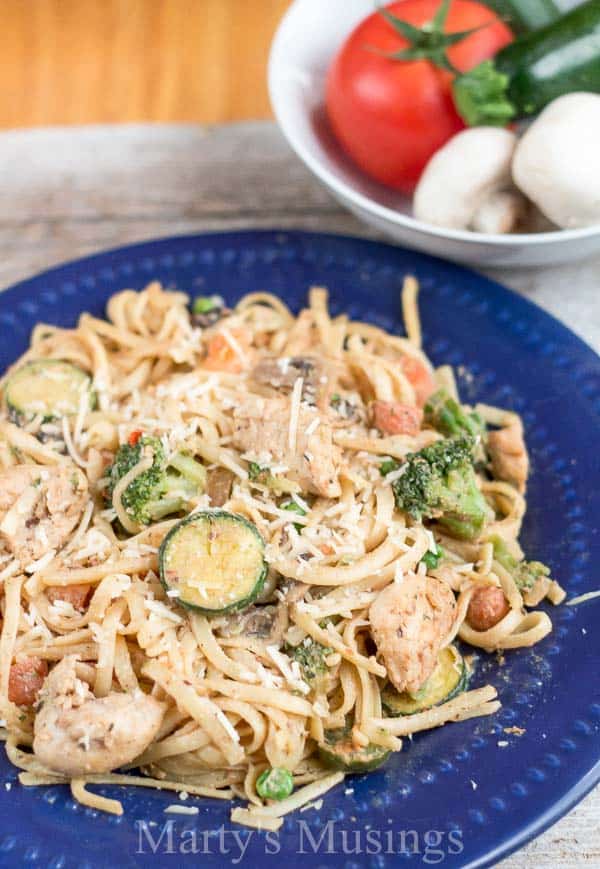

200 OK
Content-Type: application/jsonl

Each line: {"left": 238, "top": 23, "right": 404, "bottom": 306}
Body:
{"left": 287, "top": 639, "right": 333, "bottom": 691}
{"left": 391, "top": 437, "right": 487, "bottom": 540}
{"left": 108, "top": 435, "right": 206, "bottom": 526}
{"left": 424, "top": 389, "right": 486, "bottom": 440}
{"left": 247, "top": 462, "right": 298, "bottom": 496}
{"left": 491, "top": 536, "right": 550, "bottom": 591}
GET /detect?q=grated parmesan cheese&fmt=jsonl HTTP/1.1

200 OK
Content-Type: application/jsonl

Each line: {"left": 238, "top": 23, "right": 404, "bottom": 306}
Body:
{"left": 567, "top": 589, "right": 600, "bottom": 606}
{"left": 24, "top": 549, "right": 57, "bottom": 575}
{"left": 384, "top": 465, "right": 408, "bottom": 483}
{"left": 221, "top": 328, "right": 249, "bottom": 368}
{"left": 288, "top": 377, "right": 304, "bottom": 451}
{"left": 165, "top": 805, "right": 199, "bottom": 815}
{"left": 300, "top": 798, "right": 323, "bottom": 813}
{"left": 266, "top": 645, "right": 310, "bottom": 695}
{"left": 144, "top": 599, "right": 183, "bottom": 624}
{"left": 304, "top": 416, "right": 320, "bottom": 437}
{"left": 214, "top": 708, "right": 240, "bottom": 744}
{"left": 49, "top": 599, "right": 78, "bottom": 618}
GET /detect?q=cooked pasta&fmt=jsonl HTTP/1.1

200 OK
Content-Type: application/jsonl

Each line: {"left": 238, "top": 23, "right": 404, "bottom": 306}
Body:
{"left": 0, "top": 278, "right": 564, "bottom": 826}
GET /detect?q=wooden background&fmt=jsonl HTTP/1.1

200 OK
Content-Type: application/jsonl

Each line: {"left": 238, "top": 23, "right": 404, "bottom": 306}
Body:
{"left": 1, "top": 0, "right": 290, "bottom": 128}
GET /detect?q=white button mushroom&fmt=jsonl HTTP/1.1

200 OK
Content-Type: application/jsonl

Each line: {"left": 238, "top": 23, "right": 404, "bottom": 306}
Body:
{"left": 413, "top": 127, "right": 527, "bottom": 234}
{"left": 512, "top": 92, "right": 600, "bottom": 230}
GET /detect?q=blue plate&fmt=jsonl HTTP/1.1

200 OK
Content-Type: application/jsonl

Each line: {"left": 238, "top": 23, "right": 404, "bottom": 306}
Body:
{"left": 0, "top": 230, "right": 599, "bottom": 869}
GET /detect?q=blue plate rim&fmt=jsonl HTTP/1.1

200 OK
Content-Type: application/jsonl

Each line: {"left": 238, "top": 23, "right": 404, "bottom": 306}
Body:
{"left": 3, "top": 227, "right": 598, "bottom": 365}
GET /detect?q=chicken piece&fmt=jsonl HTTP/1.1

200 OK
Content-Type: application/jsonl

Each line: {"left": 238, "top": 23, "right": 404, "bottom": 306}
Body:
{"left": 467, "top": 586, "right": 510, "bottom": 632}
{"left": 232, "top": 397, "right": 342, "bottom": 498}
{"left": 33, "top": 656, "right": 165, "bottom": 777}
{"left": 251, "top": 356, "right": 327, "bottom": 405}
{"left": 488, "top": 418, "right": 529, "bottom": 493}
{"left": 46, "top": 584, "right": 92, "bottom": 612}
{"left": 0, "top": 464, "right": 88, "bottom": 564}
{"left": 8, "top": 656, "right": 48, "bottom": 706}
{"left": 369, "top": 573, "right": 456, "bottom": 694}
{"left": 371, "top": 401, "right": 423, "bottom": 436}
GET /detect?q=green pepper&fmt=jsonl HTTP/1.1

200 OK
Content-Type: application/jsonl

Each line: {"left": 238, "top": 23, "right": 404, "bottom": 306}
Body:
{"left": 421, "top": 546, "right": 444, "bottom": 570}
{"left": 380, "top": 459, "right": 400, "bottom": 477}
{"left": 281, "top": 499, "right": 307, "bottom": 533}
{"left": 256, "top": 767, "right": 294, "bottom": 801}
{"left": 248, "top": 462, "right": 276, "bottom": 487}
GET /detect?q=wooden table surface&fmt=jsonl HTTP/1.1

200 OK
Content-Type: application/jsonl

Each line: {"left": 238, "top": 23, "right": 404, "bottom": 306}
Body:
{"left": 1, "top": 0, "right": 289, "bottom": 128}
{"left": 0, "top": 122, "right": 598, "bottom": 868}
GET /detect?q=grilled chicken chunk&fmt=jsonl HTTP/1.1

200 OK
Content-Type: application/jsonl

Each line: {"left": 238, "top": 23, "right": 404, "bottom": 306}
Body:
{"left": 0, "top": 464, "right": 88, "bottom": 564}
{"left": 232, "top": 397, "right": 342, "bottom": 498}
{"left": 33, "top": 656, "right": 165, "bottom": 776}
{"left": 369, "top": 573, "right": 456, "bottom": 694}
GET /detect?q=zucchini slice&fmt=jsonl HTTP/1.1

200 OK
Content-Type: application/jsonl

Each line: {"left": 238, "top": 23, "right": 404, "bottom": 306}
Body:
{"left": 382, "top": 646, "right": 468, "bottom": 717}
{"left": 318, "top": 725, "right": 390, "bottom": 773}
{"left": 159, "top": 510, "right": 267, "bottom": 615}
{"left": 4, "top": 359, "right": 94, "bottom": 423}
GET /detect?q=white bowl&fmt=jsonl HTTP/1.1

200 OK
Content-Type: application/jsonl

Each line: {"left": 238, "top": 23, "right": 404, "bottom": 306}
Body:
{"left": 268, "top": 0, "right": 600, "bottom": 267}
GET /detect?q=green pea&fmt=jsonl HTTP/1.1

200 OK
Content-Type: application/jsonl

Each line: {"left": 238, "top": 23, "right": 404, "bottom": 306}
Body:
{"left": 256, "top": 767, "right": 294, "bottom": 801}
{"left": 192, "top": 296, "right": 217, "bottom": 314}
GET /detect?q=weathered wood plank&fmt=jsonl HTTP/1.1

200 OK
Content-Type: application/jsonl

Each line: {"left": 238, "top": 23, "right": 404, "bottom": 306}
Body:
{"left": 0, "top": 121, "right": 597, "bottom": 867}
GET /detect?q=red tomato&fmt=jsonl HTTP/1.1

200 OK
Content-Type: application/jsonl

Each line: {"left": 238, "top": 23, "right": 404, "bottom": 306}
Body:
{"left": 128, "top": 429, "right": 143, "bottom": 446}
{"left": 326, "top": 0, "right": 513, "bottom": 194}
{"left": 46, "top": 583, "right": 92, "bottom": 612}
{"left": 8, "top": 657, "right": 48, "bottom": 706}
{"left": 371, "top": 400, "right": 423, "bottom": 435}
{"left": 402, "top": 356, "right": 437, "bottom": 405}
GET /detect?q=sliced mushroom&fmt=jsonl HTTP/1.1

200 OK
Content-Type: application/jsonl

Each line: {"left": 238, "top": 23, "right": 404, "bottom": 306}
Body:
{"left": 216, "top": 603, "right": 288, "bottom": 645}
{"left": 414, "top": 127, "right": 527, "bottom": 234}
{"left": 206, "top": 466, "right": 235, "bottom": 507}
{"left": 250, "top": 356, "right": 326, "bottom": 404}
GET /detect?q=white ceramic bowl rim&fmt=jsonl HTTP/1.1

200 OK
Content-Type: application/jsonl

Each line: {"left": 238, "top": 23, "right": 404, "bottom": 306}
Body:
{"left": 268, "top": 2, "right": 600, "bottom": 250}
